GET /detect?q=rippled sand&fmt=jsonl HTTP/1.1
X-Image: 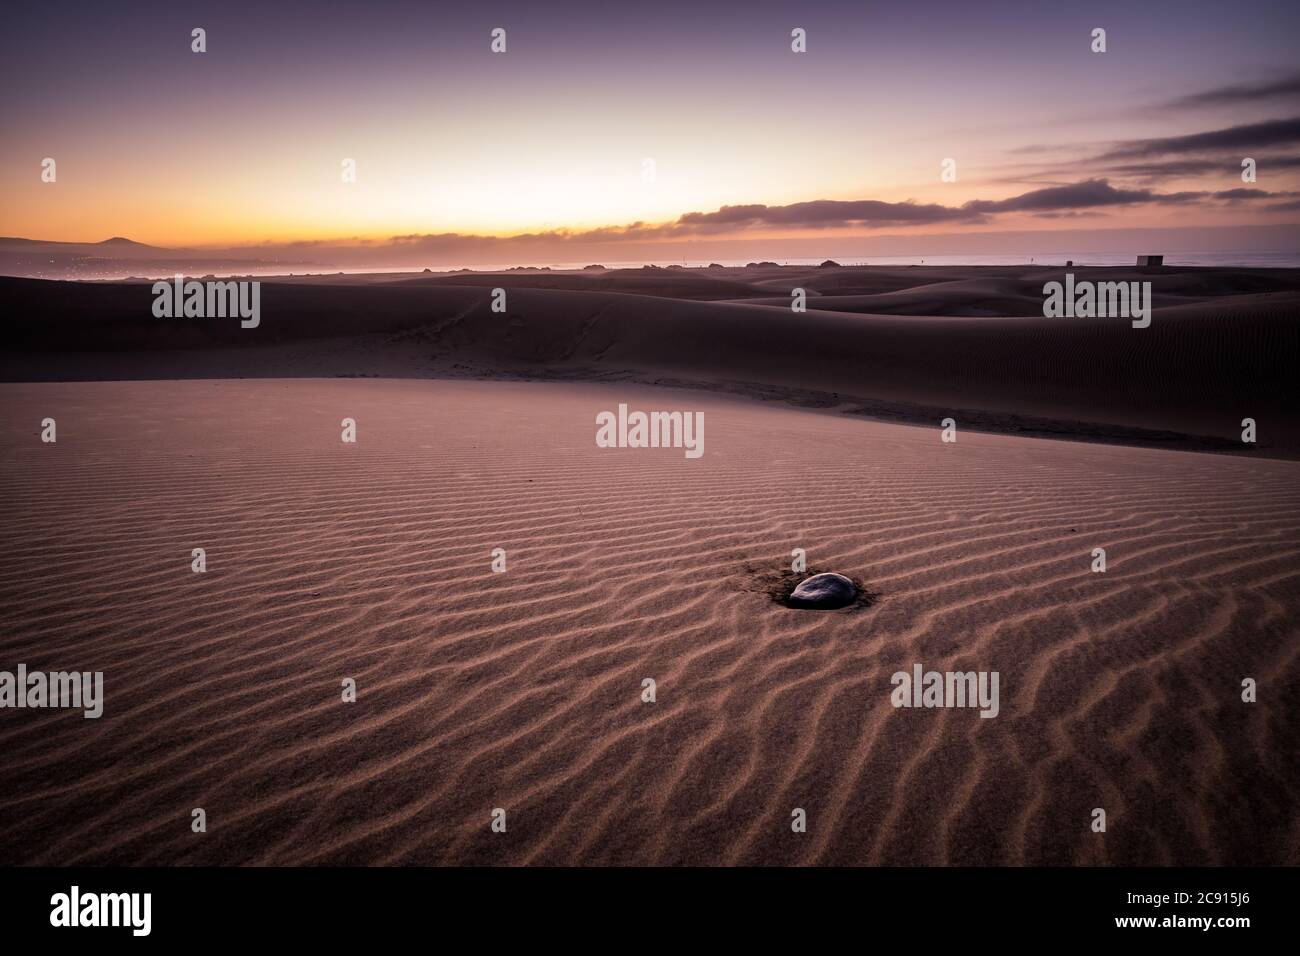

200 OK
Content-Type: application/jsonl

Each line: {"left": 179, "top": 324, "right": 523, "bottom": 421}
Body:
{"left": 1, "top": 378, "right": 1296, "bottom": 865}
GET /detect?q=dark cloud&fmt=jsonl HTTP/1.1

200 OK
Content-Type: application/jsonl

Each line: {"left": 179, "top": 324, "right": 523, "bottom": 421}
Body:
{"left": 675, "top": 199, "right": 979, "bottom": 230}
{"left": 1003, "top": 115, "right": 1300, "bottom": 184}
{"left": 1009, "top": 156, "right": 1300, "bottom": 187}
{"left": 1030, "top": 211, "right": 1110, "bottom": 220}
{"left": 1168, "top": 72, "right": 1300, "bottom": 109}
{"left": 1212, "top": 187, "right": 1299, "bottom": 202}
{"left": 1103, "top": 155, "right": 1300, "bottom": 179}
{"left": 372, "top": 180, "right": 1294, "bottom": 252}
{"left": 961, "top": 179, "right": 1202, "bottom": 213}
{"left": 666, "top": 180, "right": 1289, "bottom": 232}
{"left": 1097, "top": 117, "right": 1300, "bottom": 160}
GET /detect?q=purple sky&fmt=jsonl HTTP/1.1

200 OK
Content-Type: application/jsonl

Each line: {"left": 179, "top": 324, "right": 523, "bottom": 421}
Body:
{"left": 2, "top": 0, "right": 1298, "bottom": 261}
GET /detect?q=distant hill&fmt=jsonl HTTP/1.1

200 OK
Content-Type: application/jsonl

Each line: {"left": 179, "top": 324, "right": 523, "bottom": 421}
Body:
{"left": 0, "top": 235, "right": 300, "bottom": 279}
{"left": 97, "top": 237, "right": 159, "bottom": 249}
{"left": 0, "top": 236, "right": 168, "bottom": 256}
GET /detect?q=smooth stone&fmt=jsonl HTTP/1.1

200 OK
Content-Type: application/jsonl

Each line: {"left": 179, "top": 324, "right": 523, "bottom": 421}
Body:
{"left": 788, "top": 572, "right": 857, "bottom": 609}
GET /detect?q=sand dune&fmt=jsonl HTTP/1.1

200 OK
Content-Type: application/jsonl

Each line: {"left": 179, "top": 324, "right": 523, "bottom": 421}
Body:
{"left": 2, "top": 266, "right": 1298, "bottom": 457}
{"left": 3, "top": 266, "right": 1297, "bottom": 865}
{"left": 1, "top": 377, "right": 1297, "bottom": 865}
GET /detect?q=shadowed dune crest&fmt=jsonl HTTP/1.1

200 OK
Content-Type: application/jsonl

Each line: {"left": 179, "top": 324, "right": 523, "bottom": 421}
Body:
{"left": 2, "top": 264, "right": 1298, "bottom": 457}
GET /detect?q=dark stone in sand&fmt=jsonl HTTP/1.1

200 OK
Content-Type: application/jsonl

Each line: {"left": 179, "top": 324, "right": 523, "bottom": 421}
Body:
{"left": 788, "top": 572, "right": 857, "bottom": 609}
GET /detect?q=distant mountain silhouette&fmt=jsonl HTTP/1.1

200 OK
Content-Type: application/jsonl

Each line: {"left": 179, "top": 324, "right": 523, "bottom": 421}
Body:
{"left": 97, "top": 237, "right": 158, "bottom": 248}
{"left": 0, "top": 236, "right": 165, "bottom": 252}
{"left": 0, "top": 235, "right": 294, "bottom": 278}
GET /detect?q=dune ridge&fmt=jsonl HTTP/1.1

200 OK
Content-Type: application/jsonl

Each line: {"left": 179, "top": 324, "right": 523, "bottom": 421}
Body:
{"left": 3, "top": 266, "right": 1296, "bottom": 458}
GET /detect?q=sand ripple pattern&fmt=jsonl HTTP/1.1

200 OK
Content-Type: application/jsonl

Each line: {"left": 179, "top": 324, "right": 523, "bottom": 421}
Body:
{"left": 1, "top": 379, "right": 1297, "bottom": 865}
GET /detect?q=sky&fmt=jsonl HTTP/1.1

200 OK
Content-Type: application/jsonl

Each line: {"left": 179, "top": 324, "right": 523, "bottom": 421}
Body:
{"left": 2, "top": 0, "right": 1299, "bottom": 263}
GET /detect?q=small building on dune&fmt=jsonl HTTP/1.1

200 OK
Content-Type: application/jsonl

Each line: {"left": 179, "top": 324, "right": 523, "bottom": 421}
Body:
{"left": 1136, "top": 255, "right": 1164, "bottom": 267}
